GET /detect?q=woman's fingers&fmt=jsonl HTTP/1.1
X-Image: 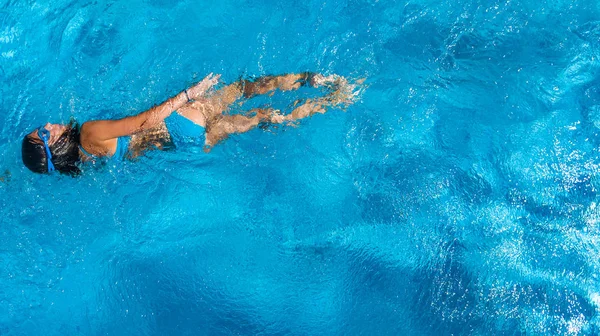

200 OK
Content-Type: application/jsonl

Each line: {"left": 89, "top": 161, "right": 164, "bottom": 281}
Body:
{"left": 188, "top": 73, "right": 222, "bottom": 99}
{"left": 205, "top": 73, "right": 220, "bottom": 87}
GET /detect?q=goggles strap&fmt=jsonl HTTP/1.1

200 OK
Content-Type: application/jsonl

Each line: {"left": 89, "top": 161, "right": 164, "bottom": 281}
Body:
{"left": 37, "top": 127, "right": 56, "bottom": 172}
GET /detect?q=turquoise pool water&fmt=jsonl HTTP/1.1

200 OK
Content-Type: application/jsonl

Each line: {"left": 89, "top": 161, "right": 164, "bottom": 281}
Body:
{"left": 2, "top": 0, "right": 600, "bottom": 334}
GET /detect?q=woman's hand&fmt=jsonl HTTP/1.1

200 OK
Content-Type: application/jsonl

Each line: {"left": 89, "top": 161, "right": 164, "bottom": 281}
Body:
{"left": 187, "top": 73, "right": 221, "bottom": 100}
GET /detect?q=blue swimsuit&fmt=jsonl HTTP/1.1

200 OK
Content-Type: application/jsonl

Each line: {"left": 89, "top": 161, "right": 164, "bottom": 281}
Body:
{"left": 79, "top": 112, "right": 205, "bottom": 161}
{"left": 163, "top": 111, "right": 206, "bottom": 146}
{"left": 79, "top": 136, "right": 131, "bottom": 161}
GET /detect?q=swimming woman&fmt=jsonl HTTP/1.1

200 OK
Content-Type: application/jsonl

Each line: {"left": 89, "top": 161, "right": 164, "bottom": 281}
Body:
{"left": 21, "top": 72, "right": 359, "bottom": 175}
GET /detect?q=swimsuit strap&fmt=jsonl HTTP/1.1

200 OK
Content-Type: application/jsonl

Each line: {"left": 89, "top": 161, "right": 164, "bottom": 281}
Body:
{"left": 78, "top": 144, "right": 98, "bottom": 159}
{"left": 79, "top": 137, "right": 130, "bottom": 161}
{"left": 112, "top": 136, "right": 130, "bottom": 161}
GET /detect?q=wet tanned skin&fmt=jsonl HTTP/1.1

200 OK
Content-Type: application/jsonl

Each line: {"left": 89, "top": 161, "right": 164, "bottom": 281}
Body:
{"left": 31, "top": 73, "right": 360, "bottom": 160}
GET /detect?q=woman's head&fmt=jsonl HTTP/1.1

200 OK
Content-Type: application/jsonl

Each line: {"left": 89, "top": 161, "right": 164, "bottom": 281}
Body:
{"left": 22, "top": 122, "right": 81, "bottom": 175}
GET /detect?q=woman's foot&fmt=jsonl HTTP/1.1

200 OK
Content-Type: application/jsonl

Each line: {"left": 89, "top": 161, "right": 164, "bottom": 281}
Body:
{"left": 328, "top": 80, "right": 360, "bottom": 107}
{"left": 310, "top": 74, "right": 365, "bottom": 106}
{"left": 308, "top": 73, "right": 344, "bottom": 89}
{"left": 252, "top": 108, "right": 286, "bottom": 125}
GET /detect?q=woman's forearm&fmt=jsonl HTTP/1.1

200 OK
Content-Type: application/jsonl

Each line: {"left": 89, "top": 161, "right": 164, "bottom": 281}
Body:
{"left": 133, "top": 73, "right": 220, "bottom": 132}
{"left": 85, "top": 74, "right": 220, "bottom": 140}
{"left": 133, "top": 90, "right": 189, "bottom": 131}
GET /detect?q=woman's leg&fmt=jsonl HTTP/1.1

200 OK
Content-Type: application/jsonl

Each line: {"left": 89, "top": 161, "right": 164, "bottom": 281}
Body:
{"left": 206, "top": 73, "right": 314, "bottom": 112}
{"left": 239, "top": 73, "right": 311, "bottom": 98}
{"left": 175, "top": 100, "right": 213, "bottom": 127}
{"left": 171, "top": 73, "right": 311, "bottom": 130}
{"left": 170, "top": 73, "right": 314, "bottom": 129}
{"left": 204, "top": 108, "right": 281, "bottom": 151}
{"left": 281, "top": 77, "right": 359, "bottom": 123}
{"left": 177, "top": 72, "right": 343, "bottom": 125}
{"left": 176, "top": 73, "right": 360, "bottom": 151}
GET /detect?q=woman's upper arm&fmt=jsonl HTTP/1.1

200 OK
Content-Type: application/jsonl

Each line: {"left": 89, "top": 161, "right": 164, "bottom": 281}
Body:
{"left": 83, "top": 116, "right": 142, "bottom": 141}
{"left": 86, "top": 100, "right": 175, "bottom": 141}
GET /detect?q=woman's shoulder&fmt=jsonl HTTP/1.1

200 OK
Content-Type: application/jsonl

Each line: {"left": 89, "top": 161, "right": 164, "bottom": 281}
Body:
{"left": 79, "top": 120, "right": 118, "bottom": 156}
{"left": 80, "top": 120, "right": 99, "bottom": 129}
{"left": 79, "top": 120, "right": 116, "bottom": 146}
{"left": 79, "top": 120, "right": 95, "bottom": 132}
{"left": 79, "top": 121, "right": 96, "bottom": 142}
{"left": 80, "top": 120, "right": 109, "bottom": 138}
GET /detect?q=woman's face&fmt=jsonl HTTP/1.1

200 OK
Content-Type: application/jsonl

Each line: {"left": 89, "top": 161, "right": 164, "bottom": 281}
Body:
{"left": 28, "top": 123, "right": 68, "bottom": 145}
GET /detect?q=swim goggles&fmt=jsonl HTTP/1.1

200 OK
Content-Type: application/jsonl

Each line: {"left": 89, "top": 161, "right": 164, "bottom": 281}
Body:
{"left": 37, "top": 126, "right": 55, "bottom": 172}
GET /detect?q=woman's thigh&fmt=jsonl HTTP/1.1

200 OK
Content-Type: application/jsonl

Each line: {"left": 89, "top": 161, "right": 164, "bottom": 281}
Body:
{"left": 175, "top": 83, "right": 241, "bottom": 127}
{"left": 205, "top": 82, "right": 244, "bottom": 116}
